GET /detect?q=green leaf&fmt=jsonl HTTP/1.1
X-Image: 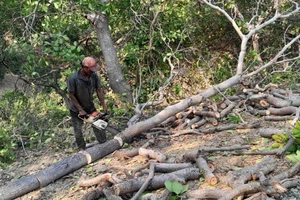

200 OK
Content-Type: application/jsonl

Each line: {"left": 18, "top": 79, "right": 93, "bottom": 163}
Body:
{"left": 182, "top": 184, "right": 189, "bottom": 193}
{"left": 165, "top": 180, "right": 173, "bottom": 192}
{"left": 172, "top": 181, "right": 183, "bottom": 195}
{"left": 286, "top": 150, "right": 300, "bottom": 164}
{"left": 45, "top": 138, "right": 52, "bottom": 143}
{"left": 165, "top": 181, "right": 184, "bottom": 195}
{"left": 86, "top": 167, "right": 93, "bottom": 172}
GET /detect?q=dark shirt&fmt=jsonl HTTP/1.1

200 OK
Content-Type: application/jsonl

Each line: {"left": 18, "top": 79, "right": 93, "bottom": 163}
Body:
{"left": 67, "top": 70, "right": 101, "bottom": 113}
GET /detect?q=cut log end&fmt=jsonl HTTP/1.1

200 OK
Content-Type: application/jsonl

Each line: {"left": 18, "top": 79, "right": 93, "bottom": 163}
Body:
{"left": 208, "top": 176, "right": 219, "bottom": 185}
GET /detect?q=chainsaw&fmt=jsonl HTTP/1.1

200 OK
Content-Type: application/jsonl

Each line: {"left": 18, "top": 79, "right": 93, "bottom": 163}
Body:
{"left": 78, "top": 113, "right": 119, "bottom": 135}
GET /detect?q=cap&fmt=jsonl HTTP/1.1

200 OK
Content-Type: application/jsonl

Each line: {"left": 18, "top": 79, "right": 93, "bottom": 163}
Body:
{"left": 82, "top": 57, "right": 100, "bottom": 72}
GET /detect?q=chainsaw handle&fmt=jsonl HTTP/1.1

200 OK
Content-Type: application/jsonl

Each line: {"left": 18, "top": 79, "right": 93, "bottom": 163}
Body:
{"left": 77, "top": 114, "right": 88, "bottom": 120}
{"left": 94, "top": 112, "right": 108, "bottom": 120}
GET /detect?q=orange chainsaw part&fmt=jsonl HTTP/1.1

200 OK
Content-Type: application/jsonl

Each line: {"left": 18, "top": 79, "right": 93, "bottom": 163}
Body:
{"left": 91, "top": 111, "right": 100, "bottom": 117}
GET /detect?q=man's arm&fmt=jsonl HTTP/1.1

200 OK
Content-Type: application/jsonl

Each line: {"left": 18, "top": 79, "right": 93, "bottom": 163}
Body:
{"left": 69, "top": 92, "right": 87, "bottom": 116}
{"left": 96, "top": 87, "right": 108, "bottom": 113}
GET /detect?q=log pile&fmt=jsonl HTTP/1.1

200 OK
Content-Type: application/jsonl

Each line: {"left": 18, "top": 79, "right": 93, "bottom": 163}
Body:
{"left": 154, "top": 84, "right": 300, "bottom": 137}
{"left": 79, "top": 85, "right": 300, "bottom": 200}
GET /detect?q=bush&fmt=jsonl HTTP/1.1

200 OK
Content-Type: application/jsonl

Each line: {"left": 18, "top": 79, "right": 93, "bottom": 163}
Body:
{"left": 0, "top": 90, "right": 69, "bottom": 167}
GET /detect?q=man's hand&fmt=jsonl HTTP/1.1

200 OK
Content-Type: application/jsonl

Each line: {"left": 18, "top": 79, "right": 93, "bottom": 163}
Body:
{"left": 79, "top": 110, "right": 88, "bottom": 118}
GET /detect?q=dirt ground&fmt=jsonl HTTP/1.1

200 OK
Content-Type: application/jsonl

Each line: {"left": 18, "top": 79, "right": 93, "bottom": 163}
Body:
{"left": 0, "top": 112, "right": 299, "bottom": 200}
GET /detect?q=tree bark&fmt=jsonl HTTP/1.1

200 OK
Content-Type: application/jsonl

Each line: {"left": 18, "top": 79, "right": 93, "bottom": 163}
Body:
{"left": 112, "top": 167, "right": 200, "bottom": 196}
{"left": 86, "top": 12, "right": 133, "bottom": 103}
{"left": 0, "top": 140, "right": 121, "bottom": 200}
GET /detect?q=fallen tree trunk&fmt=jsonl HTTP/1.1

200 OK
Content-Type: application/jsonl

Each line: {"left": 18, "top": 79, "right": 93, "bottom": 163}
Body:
{"left": 0, "top": 140, "right": 121, "bottom": 200}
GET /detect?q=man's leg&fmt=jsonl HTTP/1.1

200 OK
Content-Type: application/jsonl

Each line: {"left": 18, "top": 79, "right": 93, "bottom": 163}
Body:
{"left": 93, "top": 126, "right": 106, "bottom": 144}
{"left": 70, "top": 111, "right": 86, "bottom": 149}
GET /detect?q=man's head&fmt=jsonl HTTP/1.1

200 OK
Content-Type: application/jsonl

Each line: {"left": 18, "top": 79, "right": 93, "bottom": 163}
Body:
{"left": 81, "top": 57, "right": 100, "bottom": 73}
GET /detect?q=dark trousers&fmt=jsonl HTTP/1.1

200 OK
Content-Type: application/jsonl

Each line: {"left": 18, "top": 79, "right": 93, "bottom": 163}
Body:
{"left": 70, "top": 110, "right": 106, "bottom": 149}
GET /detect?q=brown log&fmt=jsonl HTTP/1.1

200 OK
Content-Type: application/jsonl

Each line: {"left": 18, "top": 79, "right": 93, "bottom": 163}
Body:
{"left": 266, "top": 95, "right": 291, "bottom": 108}
{"left": 265, "top": 177, "right": 300, "bottom": 196}
{"left": 247, "top": 106, "right": 270, "bottom": 116}
{"left": 131, "top": 163, "right": 194, "bottom": 200}
{"left": 171, "top": 119, "right": 182, "bottom": 127}
{"left": 140, "top": 189, "right": 172, "bottom": 200}
{"left": 175, "top": 107, "right": 194, "bottom": 119}
{"left": 187, "top": 145, "right": 251, "bottom": 158}
{"left": 159, "top": 116, "right": 176, "bottom": 127}
{"left": 112, "top": 149, "right": 139, "bottom": 159}
{"left": 191, "top": 119, "right": 206, "bottom": 129}
{"left": 152, "top": 163, "right": 194, "bottom": 173}
{"left": 194, "top": 110, "right": 220, "bottom": 118}
{"left": 267, "top": 106, "right": 297, "bottom": 116}
{"left": 112, "top": 168, "right": 201, "bottom": 196}
{"left": 255, "top": 83, "right": 278, "bottom": 92}
{"left": 258, "top": 128, "right": 285, "bottom": 138}
{"left": 77, "top": 173, "right": 114, "bottom": 187}
{"left": 264, "top": 115, "right": 296, "bottom": 121}
{"left": 248, "top": 93, "right": 268, "bottom": 101}
{"left": 227, "top": 157, "right": 276, "bottom": 188}
{"left": 187, "top": 189, "right": 226, "bottom": 199}
{"left": 184, "top": 154, "right": 218, "bottom": 185}
{"left": 206, "top": 117, "right": 218, "bottom": 126}
{"left": 198, "top": 121, "right": 260, "bottom": 134}
{"left": 170, "top": 129, "right": 203, "bottom": 137}
{"left": 131, "top": 163, "right": 155, "bottom": 200}
{"left": 138, "top": 147, "right": 167, "bottom": 162}
{"left": 219, "top": 182, "right": 261, "bottom": 200}
{"left": 272, "top": 92, "right": 288, "bottom": 100}
{"left": 259, "top": 99, "right": 269, "bottom": 107}
{"left": 186, "top": 116, "right": 201, "bottom": 128}
{"left": 175, "top": 118, "right": 190, "bottom": 130}
{"left": 188, "top": 177, "right": 300, "bottom": 200}
{"left": 113, "top": 140, "right": 152, "bottom": 160}
{"left": 208, "top": 102, "right": 218, "bottom": 112}
{"left": 289, "top": 94, "right": 300, "bottom": 106}
{"left": 234, "top": 134, "right": 295, "bottom": 157}
{"left": 81, "top": 189, "right": 104, "bottom": 200}
{"left": 242, "top": 88, "right": 259, "bottom": 94}
{"left": 227, "top": 95, "right": 244, "bottom": 101}
{"left": 219, "top": 102, "right": 228, "bottom": 109}
{"left": 263, "top": 161, "right": 300, "bottom": 186}
{"left": 0, "top": 140, "right": 121, "bottom": 200}
{"left": 244, "top": 192, "right": 275, "bottom": 200}
{"left": 220, "top": 101, "right": 237, "bottom": 118}
{"left": 102, "top": 188, "right": 123, "bottom": 200}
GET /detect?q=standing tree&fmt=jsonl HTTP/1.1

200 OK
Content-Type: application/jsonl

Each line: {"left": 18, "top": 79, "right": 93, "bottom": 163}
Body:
{"left": 86, "top": 11, "right": 133, "bottom": 103}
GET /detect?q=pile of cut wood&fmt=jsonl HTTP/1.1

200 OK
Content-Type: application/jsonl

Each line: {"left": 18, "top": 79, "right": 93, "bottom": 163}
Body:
{"left": 79, "top": 84, "right": 300, "bottom": 200}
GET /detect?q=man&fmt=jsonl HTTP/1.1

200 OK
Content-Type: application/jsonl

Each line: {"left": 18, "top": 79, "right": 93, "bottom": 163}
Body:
{"left": 67, "top": 56, "right": 108, "bottom": 150}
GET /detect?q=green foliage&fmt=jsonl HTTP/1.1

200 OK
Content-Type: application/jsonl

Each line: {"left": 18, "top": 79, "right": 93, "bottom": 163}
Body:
{"left": 286, "top": 150, "right": 300, "bottom": 165}
{"left": 0, "top": 91, "right": 69, "bottom": 167}
{"left": 271, "top": 133, "right": 289, "bottom": 149}
{"left": 228, "top": 115, "right": 241, "bottom": 124}
{"left": 271, "top": 122, "right": 300, "bottom": 162}
{"left": 164, "top": 180, "right": 189, "bottom": 199}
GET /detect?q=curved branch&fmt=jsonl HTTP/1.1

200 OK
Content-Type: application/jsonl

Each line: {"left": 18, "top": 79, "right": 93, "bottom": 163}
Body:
{"left": 244, "top": 34, "right": 300, "bottom": 78}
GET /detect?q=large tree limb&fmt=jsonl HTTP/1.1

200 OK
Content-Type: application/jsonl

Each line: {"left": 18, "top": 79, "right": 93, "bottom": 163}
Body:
{"left": 112, "top": 167, "right": 200, "bottom": 196}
